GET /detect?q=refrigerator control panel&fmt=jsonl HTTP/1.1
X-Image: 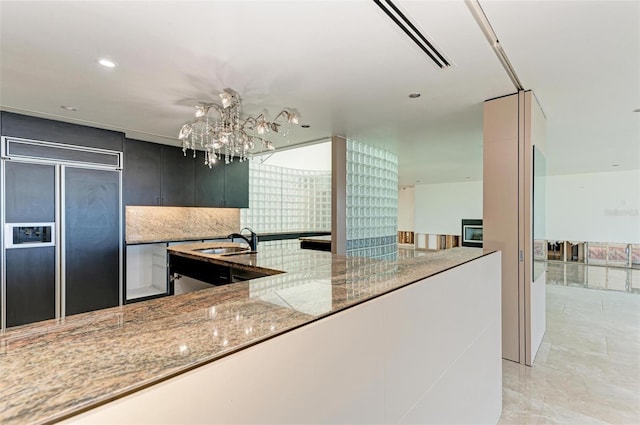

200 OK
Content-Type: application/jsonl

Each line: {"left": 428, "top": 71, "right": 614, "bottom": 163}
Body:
{"left": 4, "top": 223, "right": 56, "bottom": 248}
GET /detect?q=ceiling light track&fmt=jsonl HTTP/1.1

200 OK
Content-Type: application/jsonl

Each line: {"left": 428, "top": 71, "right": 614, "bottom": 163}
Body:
{"left": 465, "top": 0, "right": 524, "bottom": 91}
{"left": 373, "top": 0, "right": 451, "bottom": 69}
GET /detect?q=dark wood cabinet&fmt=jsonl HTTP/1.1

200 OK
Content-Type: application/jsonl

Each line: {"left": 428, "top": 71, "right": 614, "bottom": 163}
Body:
{"left": 4, "top": 162, "right": 57, "bottom": 327}
{"left": 4, "top": 161, "right": 56, "bottom": 223}
{"left": 1, "top": 111, "right": 123, "bottom": 151}
{"left": 123, "top": 139, "right": 249, "bottom": 208}
{"left": 5, "top": 247, "right": 56, "bottom": 327}
{"left": 64, "top": 167, "right": 121, "bottom": 316}
{"left": 160, "top": 145, "right": 195, "bottom": 207}
{"left": 169, "top": 254, "right": 231, "bottom": 286}
{"left": 195, "top": 159, "right": 225, "bottom": 207}
{"left": 124, "top": 139, "right": 162, "bottom": 206}
{"left": 168, "top": 254, "right": 271, "bottom": 287}
{"left": 223, "top": 159, "right": 249, "bottom": 208}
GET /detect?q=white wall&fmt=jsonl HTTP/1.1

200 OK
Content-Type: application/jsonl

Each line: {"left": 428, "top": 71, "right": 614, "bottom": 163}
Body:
{"left": 398, "top": 186, "right": 415, "bottom": 231}
{"left": 413, "top": 181, "right": 483, "bottom": 235}
{"left": 257, "top": 141, "right": 331, "bottom": 171}
{"left": 546, "top": 169, "right": 640, "bottom": 244}
{"left": 408, "top": 170, "right": 640, "bottom": 244}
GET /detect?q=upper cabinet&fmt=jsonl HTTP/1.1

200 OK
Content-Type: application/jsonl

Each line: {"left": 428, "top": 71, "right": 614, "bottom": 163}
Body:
{"left": 160, "top": 145, "right": 195, "bottom": 207}
{"left": 195, "top": 158, "right": 225, "bottom": 207}
{"left": 223, "top": 160, "right": 249, "bottom": 208}
{"left": 124, "top": 139, "right": 162, "bottom": 206}
{"left": 194, "top": 158, "right": 248, "bottom": 208}
{"left": 1, "top": 111, "right": 123, "bottom": 151}
{"left": 123, "top": 138, "right": 248, "bottom": 208}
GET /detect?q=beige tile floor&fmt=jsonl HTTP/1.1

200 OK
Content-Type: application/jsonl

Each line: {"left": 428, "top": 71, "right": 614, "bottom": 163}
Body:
{"left": 499, "top": 273, "right": 640, "bottom": 424}
{"left": 544, "top": 261, "right": 640, "bottom": 293}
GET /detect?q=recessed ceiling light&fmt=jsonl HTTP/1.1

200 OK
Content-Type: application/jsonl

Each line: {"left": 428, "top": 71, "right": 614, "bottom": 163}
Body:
{"left": 98, "top": 58, "right": 117, "bottom": 68}
{"left": 60, "top": 105, "right": 78, "bottom": 111}
{"left": 611, "top": 164, "right": 620, "bottom": 167}
{"left": 465, "top": 176, "right": 471, "bottom": 179}
{"left": 301, "top": 124, "right": 310, "bottom": 128}
{"left": 408, "top": 93, "right": 421, "bottom": 99}
{"left": 634, "top": 108, "right": 640, "bottom": 113}
{"left": 415, "top": 180, "right": 421, "bottom": 183}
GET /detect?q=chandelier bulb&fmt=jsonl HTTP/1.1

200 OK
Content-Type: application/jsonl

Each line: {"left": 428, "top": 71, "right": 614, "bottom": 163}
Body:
{"left": 178, "top": 123, "right": 192, "bottom": 140}
{"left": 220, "top": 92, "right": 233, "bottom": 108}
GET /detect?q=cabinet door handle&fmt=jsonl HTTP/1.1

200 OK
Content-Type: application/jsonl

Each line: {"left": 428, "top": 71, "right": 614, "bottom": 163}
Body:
{"left": 157, "top": 197, "right": 160, "bottom": 205}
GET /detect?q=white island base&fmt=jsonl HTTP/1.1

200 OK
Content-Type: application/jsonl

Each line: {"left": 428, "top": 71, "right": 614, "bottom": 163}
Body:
{"left": 64, "top": 252, "right": 502, "bottom": 424}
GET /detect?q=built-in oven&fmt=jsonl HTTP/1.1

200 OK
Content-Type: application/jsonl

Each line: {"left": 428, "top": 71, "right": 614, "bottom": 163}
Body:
{"left": 461, "top": 219, "right": 483, "bottom": 248}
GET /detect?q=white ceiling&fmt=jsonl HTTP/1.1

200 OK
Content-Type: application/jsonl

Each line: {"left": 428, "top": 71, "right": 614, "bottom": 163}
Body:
{"left": 1, "top": 1, "right": 638, "bottom": 186}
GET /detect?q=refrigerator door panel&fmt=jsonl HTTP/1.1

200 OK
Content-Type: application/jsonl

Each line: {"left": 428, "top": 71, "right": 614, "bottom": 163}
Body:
{"left": 6, "top": 246, "right": 56, "bottom": 327}
{"left": 4, "top": 161, "right": 55, "bottom": 223}
{"left": 64, "top": 167, "right": 120, "bottom": 315}
{"left": 3, "top": 161, "right": 57, "bottom": 328}
{"left": 1, "top": 163, "right": 2, "bottom": 327}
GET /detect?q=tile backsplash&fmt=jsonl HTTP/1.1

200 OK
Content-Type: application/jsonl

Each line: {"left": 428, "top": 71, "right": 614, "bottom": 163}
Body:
{"left": 126, "top": 206, "right": 240, "bottom": 243}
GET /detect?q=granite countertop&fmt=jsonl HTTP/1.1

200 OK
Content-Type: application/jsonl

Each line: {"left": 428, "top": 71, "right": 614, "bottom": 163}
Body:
{"left": 298, "top": 235, "right": 332, "bottom": 243}
{"left": 167, "top": 241, "right": 333, "bottom": 276}
{"left": 126, "top": 234, "right": 232, "bottom": 245}
{"left": 0, "top": 244, "right": 494, "bottom": 425}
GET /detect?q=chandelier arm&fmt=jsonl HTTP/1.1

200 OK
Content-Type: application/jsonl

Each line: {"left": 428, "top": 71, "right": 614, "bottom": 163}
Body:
{"left": 240, "top": 117, "right": 259, "bottom": 132}
{"left": 248, "top": 136, "right": 274, "bottom": 149}
{"left": 273, "top": 110, "right": 288, "bottom": 121}
{"left": 273, "top": 109, "right": 298, "bottom": 124}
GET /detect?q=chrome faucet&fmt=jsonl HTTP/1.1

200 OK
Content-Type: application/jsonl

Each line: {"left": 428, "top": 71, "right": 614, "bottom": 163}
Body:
{"left": 227, "top": 227, "right": 258, "bottom": 251}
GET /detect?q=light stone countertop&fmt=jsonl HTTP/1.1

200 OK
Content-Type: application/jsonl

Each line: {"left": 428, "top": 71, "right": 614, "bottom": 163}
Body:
{"left": 0, "top": 244, "right": 494, "bottom": 425}
{"left": 298, "top": 234, "right": 332, "bottom": 242}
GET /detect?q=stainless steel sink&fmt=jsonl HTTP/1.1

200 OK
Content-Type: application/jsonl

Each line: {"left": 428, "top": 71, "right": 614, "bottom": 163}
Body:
{"left": 194, "top": 246, "right": 253, "bottom": 255}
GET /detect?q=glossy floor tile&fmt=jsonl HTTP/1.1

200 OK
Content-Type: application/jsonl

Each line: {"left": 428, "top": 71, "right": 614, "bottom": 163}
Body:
{"left": 499, "top": 280, "right": 640, "bottom": 424}
{"left": 545, "top": 261, "right": 640, "bottom": 293}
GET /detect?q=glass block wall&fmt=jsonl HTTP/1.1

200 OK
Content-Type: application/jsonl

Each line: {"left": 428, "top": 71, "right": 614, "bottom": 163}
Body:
{"left": 346, "top": 139, "right": 398, "bottom": 259}
{"left": 241, "top": 160, "right": 331, "bottom": 233}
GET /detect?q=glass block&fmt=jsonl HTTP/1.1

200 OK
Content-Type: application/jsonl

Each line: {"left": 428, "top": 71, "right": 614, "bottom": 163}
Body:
{"left": 345, "top": 139, "right": 398, "bottom": 259}
{"left": 242, "top": 160, "right": 331, "bottom": 233}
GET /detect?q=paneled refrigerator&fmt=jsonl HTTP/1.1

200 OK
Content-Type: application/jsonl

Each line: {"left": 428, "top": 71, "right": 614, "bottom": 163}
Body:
{"left": 1, "top": 137, "right": 122, "bottom": 329}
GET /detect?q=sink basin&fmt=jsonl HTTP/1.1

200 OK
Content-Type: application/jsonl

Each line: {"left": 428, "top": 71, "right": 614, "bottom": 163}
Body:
{"left": 194, "top": 246, "right": 252, "bottom": 255}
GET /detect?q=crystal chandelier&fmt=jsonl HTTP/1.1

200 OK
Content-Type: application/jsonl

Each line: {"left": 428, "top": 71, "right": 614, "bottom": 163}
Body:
{"left": 178, "top": 90, "right": 298, "bottom": 167}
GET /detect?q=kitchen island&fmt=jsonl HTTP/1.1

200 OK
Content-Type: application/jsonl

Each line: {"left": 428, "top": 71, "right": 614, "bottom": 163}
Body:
{"left": 0, "top": 243, "right": 502, "bottom": 424}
